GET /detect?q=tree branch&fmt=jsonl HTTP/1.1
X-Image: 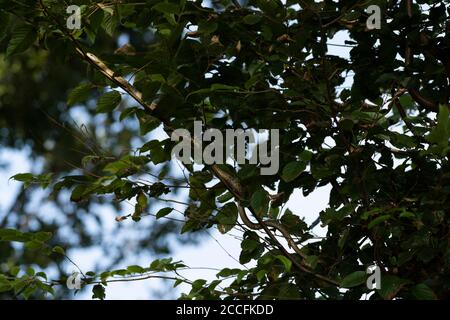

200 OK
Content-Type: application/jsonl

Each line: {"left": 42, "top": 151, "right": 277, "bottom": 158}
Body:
{"left": 39, "top": 0, "right": 339, "bottom": 288}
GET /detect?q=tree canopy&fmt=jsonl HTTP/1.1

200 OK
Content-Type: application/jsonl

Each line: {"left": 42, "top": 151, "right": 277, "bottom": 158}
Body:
{"left": 0, "top": 0, "right": 449, "bottom": 300}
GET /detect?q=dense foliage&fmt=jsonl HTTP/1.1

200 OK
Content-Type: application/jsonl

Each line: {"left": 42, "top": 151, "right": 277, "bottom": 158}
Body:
{"left": 0, "top": 0, "right": 449, "bottom": 300}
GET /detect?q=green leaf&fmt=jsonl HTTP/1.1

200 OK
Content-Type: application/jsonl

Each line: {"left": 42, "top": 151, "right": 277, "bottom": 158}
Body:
{"left": 139, "top": 115, "right": 160, "bottom": 135}
{"left": 426, "top": 104, "right": 450, "bottom": 154}
{"left": 96, "top": 90, "right": 122, "bottom": 113}
{"left": 217, "top": 192, "right": 233, "bottom": 203}
{"left": 210, "top": 84, "right": 239, "bottom": 91}
{"left": 256, "top": 269, "right": 266, "bottom": 282}
{"left": 92, "top": 284, "right": 106, "bottom": 300}
{"left": 198, "top": 21, "right": 218, "bottom": 34}
{"left": 52, "top": 246, "right": 65, "bottom": 255}
{"left": 378, "top": 275, "right": 410, "bottom": 300}
{"left": 102, "top": 11, "right": 119, "bottom": 36}
{"left": 119, "top": 107, "right": 138, "bottom": 121}
{"left": 341, "top": 271, "right": 366, "bottom": 288}
{"left": 111, "top": 269, "right": 127, "bottom": 276}
{"left": 137, "top": 192, "right": 147, "bottom": 208}
{"left": 368, "top": 215, "right": 391, "bottom": 229}
{"left": 0, "top": 10, "right": 10, "bottom": 42}
{"left": 0, "top": 283, "right": 12, "bottom": 293}
{"left": 411, "top": 283, "right": 437, "bottom": 300}
{"left": 153, "top": 2, "right": 180, "bottom": 15}
{"left": 239, "top": 233, "right": 263, "bottom": 264}
{"left": 216, "top": 268, "right": 241, "bottom": 278}
{"left": 22, "top": 285, "right": 37, "bottom": 300}
{"left": 10, "top": 173, "right": 53, "bottom": 189}
{"left": 10, "top": 266, "right": 20, "bottom": 277}
{"left": 81, "top": 155, "right": 100, "bottom": 167}
{"left": 281, "top": 161, "right": 306, "bottom": 182}
{"left": 36, "top": 272, "right": 47, "bottom": 280}
{"left": 10, "top": 173, "right": 35, "bottom": 188}
{"left": 156, "top": 207, "right": 173, "bottom": 219}
{"left": 0, "top": 229, "right": 31, "bottom": 242}
{"left": 304, "top": 255, "right": 319, "bottom": 269}
{"left": 127, "top": 265, "right": 144, "bottom": 273}
{"left": 25, "top": 267, "right": 35, "bottom": 276}
{"left": 173, "top": 279, "right": 183, "bottom": 287}
{"left": 250, "top": 188, "right": 269, "bottom": 216}
{"left": 149, "top": 258, "right": 179, "bottom": 271}
{"left": 68, "top": 83, "right": 92, "bottom": 106}
{"left": 216, "top": 203, "right": 238, "bottom": 234}
{"left": 103, "top": 159, "right": 130, "bottom": 174}
{"left": 25, "top": 240, "right": 45, "bottom": 250}
{"left": 33, "top": 231, "right": 52, "bottom": 242}
{"left": 275, "top": 255, "right": 292, "bottom": 272}
{"left": 6, "top": 23, "right": 37, "bottom": 57}
{"left": 243, "top": 14, "right": 262, "bottom": 25}
{"left": 10, "top": 173, "right": 34, "bottom": 182}
{"left": 70, "top": 185, "right": 87, "bottom": 202}
{"left": 100, "top": 271, "right": 111, "bottom": 280}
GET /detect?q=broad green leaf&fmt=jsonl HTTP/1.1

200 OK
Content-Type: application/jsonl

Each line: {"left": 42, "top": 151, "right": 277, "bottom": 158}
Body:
{"left": 102, "top": 12, "right": 119, "bottom": 36}
{"left": 52, "top": 246, "right": 65, "bottom": 255}
{"left": 368, "top": 215, "right": 391, "bottom": 229}
{"left": 211, "top": 84, "right": 240, "bottom": 91}
{"left": 96, "top": 90, "right": 122, "bottom": 113}
{"left": 103, "top": 159, "right": 130, "bottom": 174}
{"left": 25, "top": 267, "right": 35, "bottom": 276}
{"left": 25, "top": 240, "right": 45, "bottom": 250}
{"left": 216, "top": 203, "right": 238, "bottom": 234}
{"left": 0, "top": 229, "right": 31, "bottom": 242}
{"left": 10, "top": 173, "right": 34, "bottom": 188}
{"left": 256, "top": 269, "right": 266, "bottom": 282}
{"left": 70, "top": 185, "right": 87, "bottom": 202}
{"left": 426, "top": 104, "right": 450, "bottom": 155}
{"left": 153, "top": 2, "right": 180, "bottom": 14}
{"left": 198, "top": 21, "right": 218, "bottom": 34}
{"left": 250, "top": 188, "right": 269, "bottom": 217}
{"left": 92, "top": 284, "right": 106, "bottom": 300}
{"left": 137, "top": 192, "right": 147, "bottom": 208}
{"left": 6, "top": 23, "right": 36, "bottom": 57}
{"left": 378, "top": 275, "right": 411, "bottom": 300}
{"left": 341, "top": 271, "right": 366, "bottom": 288}
{"left": 217, "top": 191, "right": 233, "bottom": 203}
{"left": 276, "top": 255, "right": 292, "bottom": 272}
{"left": 36, "top": 272, "right": 47, "bottom": 280}
{"left": 243, "top": 14, "right": 262, "bottom": 25}
{"left": 127, "top": 265, "right": 144, "bottom": 273}
{"left": 10, "top": 173, "right": 53, "bottom": 189}
{"left": 304, "top": 255, "right": 319, "bottom": 269}
{"left": 33, "top": 231, "right": 52, "bottom": 242}
{"left": 411, "top": 283, "right": 437, "bottom": 300}
{"left": 139, "top": 115, "right": 160, "bottom": 135}
{"left": 0, "top": 10, "right": 10, "bottom": 42}
{"left": 156, "top": 207, "right": 173, "bottom": 219}
{"left": 216, "top": 268, "right": 241, "bottom": 278}
{"left": 119, "top": 107, "right": 138, "bottom": 121}
{"left": 281, "top": 161, "right": 306, "bottom": 182}
{"left": 10, "top": 266, "right": 20, "bottom": 277}
{"left": 68, "top": 83, "right": 92, "bottom": 106}
{"left": 0, "top": 283, "right": 12, "bottom": 293}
